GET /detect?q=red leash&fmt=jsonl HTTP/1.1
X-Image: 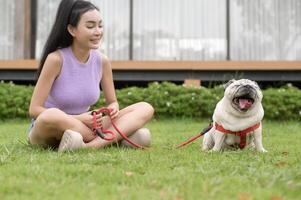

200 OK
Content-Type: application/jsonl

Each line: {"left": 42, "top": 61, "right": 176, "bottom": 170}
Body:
{"left": 91, "top": 107, "right": 145, "bottom": 149}
{"left": 176, "top": 122, "right": 260, "bottom": 149}
{"left": 175, "top": 122, "right": 213, "bottom": 148}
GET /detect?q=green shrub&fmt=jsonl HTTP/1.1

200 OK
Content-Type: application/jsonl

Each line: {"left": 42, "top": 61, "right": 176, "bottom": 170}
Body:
{"left": 262, "top": 85, "right": 301, "bottom": 120}
{"left": 0, "top": 81, "right": 300, "bottom": 120}
{"left": 0, "top": 81, "right": 33, "bottom": 119}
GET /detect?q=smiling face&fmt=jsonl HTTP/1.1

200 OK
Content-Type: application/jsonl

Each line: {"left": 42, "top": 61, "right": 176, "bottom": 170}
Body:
{"left": 68, "top": 9, "right": 103, "bottom": 50}
{"left": 224, "top": 79, "right": 263, "bottom": 112}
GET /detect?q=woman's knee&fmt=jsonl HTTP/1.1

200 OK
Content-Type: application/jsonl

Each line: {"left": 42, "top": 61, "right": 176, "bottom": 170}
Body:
{"left": 35, "top": 108, "right": 66, "bottom": 127}
{"left": 137, "top": 102, "right": 154, "bottom": 118}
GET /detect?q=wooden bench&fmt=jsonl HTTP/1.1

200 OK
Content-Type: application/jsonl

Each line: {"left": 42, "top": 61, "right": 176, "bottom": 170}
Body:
{"left": 1, "top": 60, "right": 301, "bottom": 86}
{"left": 1, "top": 60, "right": 301, "bottom": 70}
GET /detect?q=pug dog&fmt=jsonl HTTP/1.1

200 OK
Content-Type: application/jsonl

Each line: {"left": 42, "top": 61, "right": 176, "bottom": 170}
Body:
{"left": 202, "top": 79, "right": 267, "bottom": 152}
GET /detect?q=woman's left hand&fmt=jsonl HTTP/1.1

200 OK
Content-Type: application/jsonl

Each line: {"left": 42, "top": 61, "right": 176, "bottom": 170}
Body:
{"left": 107, "top": 102, "right": 119, "bottom": 119}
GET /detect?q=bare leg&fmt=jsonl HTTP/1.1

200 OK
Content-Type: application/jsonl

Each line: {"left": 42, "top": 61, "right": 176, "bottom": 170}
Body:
{"left": 86, "top": 102, "right": 154, "bottom": 148}
{"left": 120, "top": 128, "right": 151, "bottom": 148}
{"left": 29, "top": 108, "right": 96, "bottom": 149}
{"left": 29, "top": 102, "right": 153, "bottom": 150}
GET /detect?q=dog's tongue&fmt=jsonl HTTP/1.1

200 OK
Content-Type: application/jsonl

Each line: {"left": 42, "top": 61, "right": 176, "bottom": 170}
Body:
{"left": 239, "top": 98, "right": 252, "bottom": 109}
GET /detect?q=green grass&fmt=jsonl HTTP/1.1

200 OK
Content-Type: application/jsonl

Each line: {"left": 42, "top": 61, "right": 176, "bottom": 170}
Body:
{"left": 0, "top": 118, "right": 300, "bottom": 200}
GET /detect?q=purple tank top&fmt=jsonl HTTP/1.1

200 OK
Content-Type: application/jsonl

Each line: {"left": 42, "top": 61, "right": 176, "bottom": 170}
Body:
{"left": 44, "top": 47, "right": 102, "bottom": 115}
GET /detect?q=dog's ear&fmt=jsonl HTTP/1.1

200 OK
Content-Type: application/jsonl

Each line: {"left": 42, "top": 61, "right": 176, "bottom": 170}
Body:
{"left": 224, "top": 79, "right": 235, "bottom": 89}
{"left": 253, "top": 80, "right": 260, "bottom": 88}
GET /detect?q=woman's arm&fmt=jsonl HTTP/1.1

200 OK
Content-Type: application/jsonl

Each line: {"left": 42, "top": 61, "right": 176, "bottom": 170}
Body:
{"left": 29, "top": 51, "right": 62, "bottom": 119}
{"left": 100, "top": 53, "right": 119, "bottom": 119}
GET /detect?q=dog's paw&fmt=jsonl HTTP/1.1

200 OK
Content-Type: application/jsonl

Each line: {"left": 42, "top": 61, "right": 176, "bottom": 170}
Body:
{"left": 209, "top": 148, "right": 221, "bottom": 153}
{"left": 257, "top": 148, "right": 268, "bottom": 153}
{"left": 201, "top": 145, "right": 210, "bottom": 151}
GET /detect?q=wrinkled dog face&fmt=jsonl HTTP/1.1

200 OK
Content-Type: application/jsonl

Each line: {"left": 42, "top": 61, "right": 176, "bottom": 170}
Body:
{"left": 224, "top": 79, "right": 262, "bottom": 112}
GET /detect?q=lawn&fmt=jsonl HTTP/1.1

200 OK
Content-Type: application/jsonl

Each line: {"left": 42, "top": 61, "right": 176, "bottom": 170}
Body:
{"left": 0, "top": 118, "right": 300, "bottom": 200}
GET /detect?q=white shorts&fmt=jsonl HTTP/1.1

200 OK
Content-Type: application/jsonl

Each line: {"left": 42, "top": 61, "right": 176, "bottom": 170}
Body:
{"left": 27, "top": 119, "right": 35, "bottom": 142}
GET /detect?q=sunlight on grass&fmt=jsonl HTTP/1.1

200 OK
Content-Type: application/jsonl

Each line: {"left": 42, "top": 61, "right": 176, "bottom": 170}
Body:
{"left": 0, "top": 119, "right": 300, "bottom": 199}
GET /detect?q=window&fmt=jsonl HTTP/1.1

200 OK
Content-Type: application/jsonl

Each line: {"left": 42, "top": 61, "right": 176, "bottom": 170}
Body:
{"left": 230, "top": 0, "right": 301, "bottom": 60}
{"left": 133, "top": 0, "right": 227, "bottom": 60}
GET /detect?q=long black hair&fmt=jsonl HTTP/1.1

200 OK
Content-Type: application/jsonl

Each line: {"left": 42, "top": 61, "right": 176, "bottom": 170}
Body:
{"left": 37, "top": 0, "right": 99, "bottom": 78}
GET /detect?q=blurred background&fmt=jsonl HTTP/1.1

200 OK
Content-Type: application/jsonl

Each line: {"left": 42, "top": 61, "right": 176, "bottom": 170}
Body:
{"left": 0, "top": 0, "right": 300, "bottom": 87}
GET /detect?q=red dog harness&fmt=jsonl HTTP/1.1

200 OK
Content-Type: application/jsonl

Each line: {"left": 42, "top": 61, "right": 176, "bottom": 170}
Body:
{"left": 215, "top": 122, "right": 261, "bottom": 149}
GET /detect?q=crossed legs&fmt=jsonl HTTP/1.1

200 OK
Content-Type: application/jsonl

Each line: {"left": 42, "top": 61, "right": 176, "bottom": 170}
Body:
{"left": 29, "top": 102, "right": 154, "bottom": 150}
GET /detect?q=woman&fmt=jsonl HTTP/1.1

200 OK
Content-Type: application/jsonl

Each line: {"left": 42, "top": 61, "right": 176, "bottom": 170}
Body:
{"left": 28, "top": 0, "right": 154, "bottom": 152}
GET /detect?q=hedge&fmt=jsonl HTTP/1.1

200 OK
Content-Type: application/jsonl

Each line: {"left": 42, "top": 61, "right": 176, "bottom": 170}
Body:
{"left": 0, "top": 81, "right": 300, "bottom": 120}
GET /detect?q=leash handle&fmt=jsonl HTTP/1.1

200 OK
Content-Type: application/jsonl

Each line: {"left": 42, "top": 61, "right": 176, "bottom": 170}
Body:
{"left": 91, "top": 107, "right": 145, "bottom": 149}
{"left": 91, "top": 109, "right": 115, "bottom": 141}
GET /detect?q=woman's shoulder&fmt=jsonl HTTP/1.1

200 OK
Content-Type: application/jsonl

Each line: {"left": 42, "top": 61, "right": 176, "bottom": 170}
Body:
{"left": 95, "top": 51, "right": 110, "bottom": 68}
{"left": 42, "top": 50, "right": 63, "bottom": 76}
{"left": 46, "top": 50, "right": 63, "bottom": 66}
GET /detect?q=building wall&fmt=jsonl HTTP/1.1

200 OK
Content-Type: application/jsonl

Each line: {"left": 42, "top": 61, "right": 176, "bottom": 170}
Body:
{"left": 0, "top": 0, "right": 300, "bottom": 60}
{"left": 0, "top": 0, "right": 27, "bottom": 59}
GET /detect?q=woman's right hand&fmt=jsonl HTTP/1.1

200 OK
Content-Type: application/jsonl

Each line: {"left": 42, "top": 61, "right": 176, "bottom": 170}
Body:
{"left": 77, "top": 112, "right": 103, "bottom": 129}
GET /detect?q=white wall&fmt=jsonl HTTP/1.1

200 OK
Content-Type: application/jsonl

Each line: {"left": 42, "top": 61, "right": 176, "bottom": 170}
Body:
{"left": 0, "top": 0, "right": 300, "bottom": 60}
